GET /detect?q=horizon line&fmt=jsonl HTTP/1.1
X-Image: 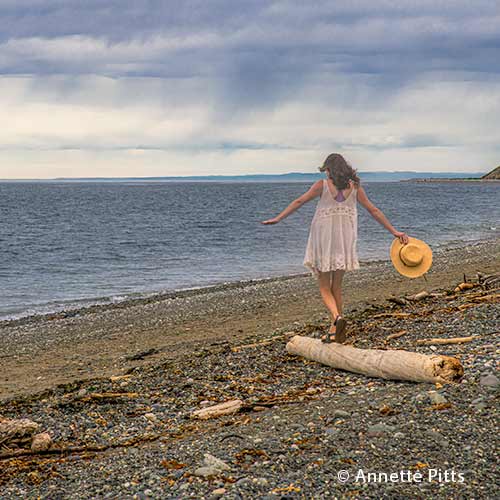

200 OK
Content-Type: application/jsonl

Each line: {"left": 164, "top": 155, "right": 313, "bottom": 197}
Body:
{"left": 0, "top": 170, "right": 489, "bottom": 181}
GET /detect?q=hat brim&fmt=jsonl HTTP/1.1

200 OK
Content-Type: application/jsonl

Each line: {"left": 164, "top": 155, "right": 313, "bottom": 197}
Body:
{"left": 390, "top": 237, "right": 433, "bottom": 278}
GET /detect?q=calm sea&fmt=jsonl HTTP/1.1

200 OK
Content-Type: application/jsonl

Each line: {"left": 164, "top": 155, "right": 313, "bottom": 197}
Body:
{"left": 0, "top": 181, "right": 498, "bottom": 319}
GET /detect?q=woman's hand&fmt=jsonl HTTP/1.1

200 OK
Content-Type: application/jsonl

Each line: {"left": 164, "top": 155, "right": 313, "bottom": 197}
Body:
{"left": 393, "top": 230, "right": 409, "bottom": 244}
{"left": 261, "top": 217, "right": 281, "bottom": 225}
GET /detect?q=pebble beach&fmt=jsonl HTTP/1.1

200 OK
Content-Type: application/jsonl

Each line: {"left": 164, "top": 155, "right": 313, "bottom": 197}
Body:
{"left": 1, "top": 238, "right": 499, "bottom": 498}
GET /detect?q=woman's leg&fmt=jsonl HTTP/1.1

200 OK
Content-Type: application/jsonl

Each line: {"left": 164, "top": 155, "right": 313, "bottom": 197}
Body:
{"left": 318, "top": 271, "right": 340, "bottom": 338}
{"left": 331, "top": 269, "right": 345, "bottom": 316}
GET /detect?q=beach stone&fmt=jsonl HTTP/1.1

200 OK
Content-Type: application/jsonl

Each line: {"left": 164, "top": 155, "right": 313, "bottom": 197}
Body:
{"left": 253, "top": 477, "right": 269, "bottom": 486}
{"left": 367, "top": 424, "right": 396, "bottom": 436}
{"left": 31, "top": 432, "right": 52, "bottom": 452}
{"left": 288, "top": 423, "right": 306, "bottom": 431}
{"left": 333, "top": 410, "right": 350, "bottom": 418}
{"left": 211, "top": 488, "right": 227, "bottom": 496}
{"left": 203, "top": 453, "right": 231, "bottom": 471}
{"left": 235, "top": 477, "right": 252, "bottom": 487}
{"left": 427, "top": 430, "right": 448, "bottom": 446}
{"left": 194, "top": 466, "right": 222, "bottom": 478}
{"left": 394, "top": 432, "right": 405, "bottom": 439}
{"left": 480, "top": 374, "right": 499, "bottom": 388}
{"left": 428, "top": 391, "right": 447, "bottom": 404}
{"left": 144, "top": 413, "right": 157, "bottom": 422}
{"left": 325, "top": 428, "right": 339, "bottom": 436}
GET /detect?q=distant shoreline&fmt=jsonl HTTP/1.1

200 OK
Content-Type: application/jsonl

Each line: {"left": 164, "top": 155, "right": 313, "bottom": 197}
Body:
{"left": 0, "top": 170, "right": 488, "bottom": 183}
{"left": 401, "top": 178, "right": 500, "bottom": 183}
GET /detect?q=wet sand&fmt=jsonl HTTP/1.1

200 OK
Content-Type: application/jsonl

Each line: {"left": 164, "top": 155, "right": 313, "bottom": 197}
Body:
{"left": 1, "top": 238, "right": 498, "bottom": 401}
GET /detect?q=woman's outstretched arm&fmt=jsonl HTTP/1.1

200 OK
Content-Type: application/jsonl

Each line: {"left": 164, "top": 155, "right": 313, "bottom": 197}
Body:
{"left": 357, "top": 185, "right": 409, "bottom": 244}
{"left": 261, "top": 180, "right": 323, "bottom": 225}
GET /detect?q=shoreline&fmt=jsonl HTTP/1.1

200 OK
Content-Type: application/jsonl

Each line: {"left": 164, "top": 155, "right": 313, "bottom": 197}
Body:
{"left": 1, "top": 237, "right": 498, "bottom": 401}
{"left": 2, "top": 235, "right": 498, "bottom": 326}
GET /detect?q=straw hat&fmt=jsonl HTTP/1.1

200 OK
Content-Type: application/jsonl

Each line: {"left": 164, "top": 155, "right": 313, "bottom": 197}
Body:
{"left": 390, "top": 236, "right": 432, "bottom": 278}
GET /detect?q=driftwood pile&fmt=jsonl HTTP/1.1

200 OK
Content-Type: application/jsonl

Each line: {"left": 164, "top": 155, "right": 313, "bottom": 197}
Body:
{"left": 191, "top": 273, "right": 499, "bottom": 420}
{"left": 0, "top": 417, "right": 52, "bottom": 453}
{"left": 3, "top": 272, "right": 497, "bottom": 447}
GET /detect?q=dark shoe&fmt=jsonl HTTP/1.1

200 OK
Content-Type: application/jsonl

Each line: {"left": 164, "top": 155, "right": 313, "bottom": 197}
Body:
{"left": 334, "top": 315, "right": 347, "bottom": 344}
{"left": 321, "top": 322, "right": 336, "bottom": 343}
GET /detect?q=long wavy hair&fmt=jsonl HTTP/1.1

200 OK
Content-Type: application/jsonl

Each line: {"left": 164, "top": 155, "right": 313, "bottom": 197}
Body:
{"left": 319, "top": 153, "right": 361, "bottom": 190}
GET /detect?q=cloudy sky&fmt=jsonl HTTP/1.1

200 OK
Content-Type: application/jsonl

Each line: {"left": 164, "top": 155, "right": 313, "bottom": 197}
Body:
{"left": 1, "top": 0, "right": 499, "bottom": 178}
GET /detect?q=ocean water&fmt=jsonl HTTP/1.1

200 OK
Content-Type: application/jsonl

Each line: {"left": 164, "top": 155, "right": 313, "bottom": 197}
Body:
{"left": 0, "top": 181, "right": 498, "bottom": 319}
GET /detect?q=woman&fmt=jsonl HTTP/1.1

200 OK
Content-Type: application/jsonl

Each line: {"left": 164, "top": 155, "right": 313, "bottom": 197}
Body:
{"left": 261, "top": 153, "right": 409, "bottom": 343}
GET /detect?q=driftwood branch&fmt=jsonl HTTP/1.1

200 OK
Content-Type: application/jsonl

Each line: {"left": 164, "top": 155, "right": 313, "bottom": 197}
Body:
{"left": 0, "top": 433, "right": 163, "bottom": 460}
{"left": 416, "top": 336, "right": 478, "bottom": 346}
{"left": 407, "top": 291, "right": 430, "bottom": 301}
{"left": 386, "top": 330, "right": 408, "bottom": 341}
{"left": 286, "top": 335, "right": 463, "bottom": 384}
{"left": 372, "top": 312, "right": 410, "bottom": 319}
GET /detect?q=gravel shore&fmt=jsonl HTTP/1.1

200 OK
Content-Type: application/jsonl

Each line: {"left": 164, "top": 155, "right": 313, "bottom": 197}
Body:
{"left": 0, "top": 238, "right": 499, "bottom": 498}
{"left": 1, "top": 238, "right": 499, "bottom": 400}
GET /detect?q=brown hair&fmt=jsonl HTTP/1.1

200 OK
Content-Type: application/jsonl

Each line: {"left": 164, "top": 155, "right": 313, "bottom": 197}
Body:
{"left": 319, "top": 153, "right": 361, "bottom": 190}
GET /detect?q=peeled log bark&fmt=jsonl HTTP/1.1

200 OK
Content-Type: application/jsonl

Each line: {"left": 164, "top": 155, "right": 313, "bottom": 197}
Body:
{"left": 286, "top": 336, "right": 463, "bottom": 384}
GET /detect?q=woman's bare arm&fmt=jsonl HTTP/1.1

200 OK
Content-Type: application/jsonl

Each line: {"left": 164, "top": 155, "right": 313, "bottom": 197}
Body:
{"left": 261, "top": 180, "right": 323, "bottom": 225}
{"left": 357, "top": 185, "right": 409, "bottom": 244}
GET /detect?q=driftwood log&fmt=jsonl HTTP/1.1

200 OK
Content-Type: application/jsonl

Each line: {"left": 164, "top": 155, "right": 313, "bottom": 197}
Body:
{"left": 286, "top": 336, "right": 463, "bottom": 384}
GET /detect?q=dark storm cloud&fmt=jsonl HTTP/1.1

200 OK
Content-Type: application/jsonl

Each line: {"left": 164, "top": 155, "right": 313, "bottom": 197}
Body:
{"left": 1, "top": 0, "right": 499, "bottom": 79}
{"left": 1, "top": 0, "right": 500, "bottom": 155}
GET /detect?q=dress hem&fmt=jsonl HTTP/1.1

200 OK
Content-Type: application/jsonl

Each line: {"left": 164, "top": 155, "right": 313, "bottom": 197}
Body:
{"left": 303, "top": 261, "right": 360, "bottom": 276}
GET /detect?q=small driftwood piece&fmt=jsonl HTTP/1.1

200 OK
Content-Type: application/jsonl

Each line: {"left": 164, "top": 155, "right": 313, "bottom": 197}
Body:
{"left": 110, "top": 375, "right": 134, "bottom": 382}
{"left": 372, "top": 312, "right": 410, "bottom": 319}
{"left": 386, "top": 330, "right": 408, "bottom": 341}
{"left": 416, "top": 336, "right": 478, "bottom": 346}
{"left": 286, "top": 336, "right": 463, "bottom": 384}
{"left": 232, "top": 340, "right": 274, "bottom": 352}
{"left": 479, "top": 272, "right": 500, "bottom": 290}
{"left": 231, "top": 332, "right": 297, "bottom": 352}
{"left": 192, "top": 399, "right": 243, "bottom": 419}
{"left": 407, "top": 291, "right": 430, "bottom": 301}
{"left": 81, "top": 392, "right": 138, "bottom": 401}
{"left": 454, "top": 282, "right": 476, "bottom": 292}
{"left": 470, "top": 293, "right": 500, "bottom": 302}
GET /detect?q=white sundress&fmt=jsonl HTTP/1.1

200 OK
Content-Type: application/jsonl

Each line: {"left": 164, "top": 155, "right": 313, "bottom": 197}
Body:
{"left": 303, "top": 178, "right": 360, "bottom": 275}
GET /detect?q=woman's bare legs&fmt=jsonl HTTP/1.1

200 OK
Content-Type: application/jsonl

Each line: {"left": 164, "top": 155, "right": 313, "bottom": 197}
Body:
{"left": 331, "top": 269, "right": 345, "bottom": 316}
{"left": 318, "top": 271, "right": 340, "bottom": 341}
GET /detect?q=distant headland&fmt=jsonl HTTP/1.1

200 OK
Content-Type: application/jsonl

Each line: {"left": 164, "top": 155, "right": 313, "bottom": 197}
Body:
{"left": 402, "top": 165, "right": 500, "bottom": 182}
